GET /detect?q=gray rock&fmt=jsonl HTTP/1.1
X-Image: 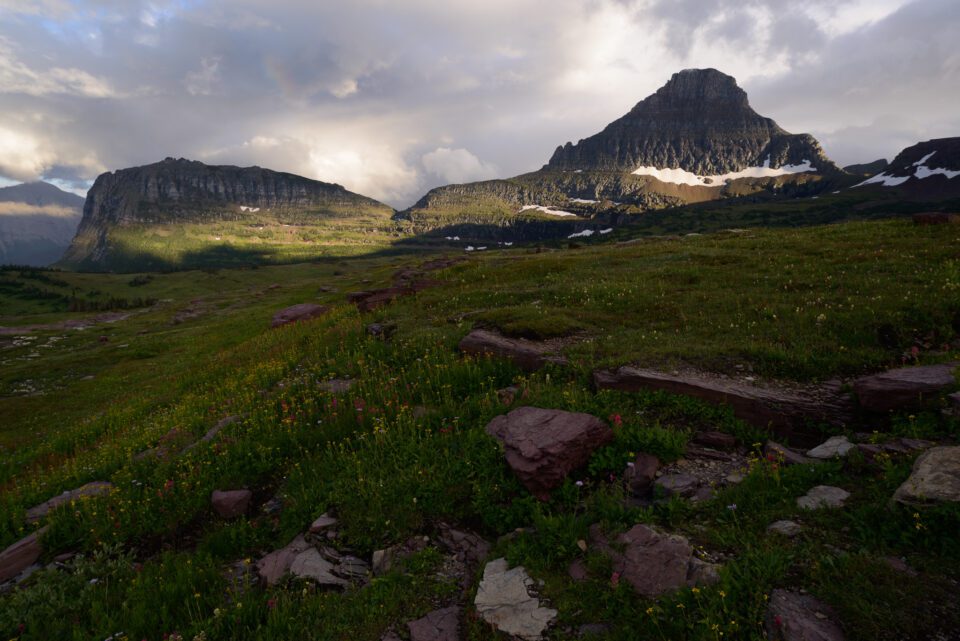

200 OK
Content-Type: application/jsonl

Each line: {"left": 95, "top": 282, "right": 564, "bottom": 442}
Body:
{"left": 459, "top": 330, "right": 568, "bottom": 372}
{"left": 765, "top": 589, "right": 845, "bottom": 641}
{"left": 475, "top": 558, "right": 557, "bottom": 640}
{"left": 0, "top": 527, "right": 46, "bottom": 584}
{"left": 289, "top": 548, "right": 349, "bottom": 588}
{"left": 853, "top": 363, "right": 958, "bottom": 412}
{"left": 271, "top": 303, "right": 330, "bottom": 328}
{"left": 655, "top": 473, "right": 699, "bottom": 498}
{"left": 893, "top": 446, "right": 960, "bottom": 505}
{"left": 765, "top": 441, "right": 816, "bottom": 467}
{"left": 25, "top": 482, "right": 114, "bottom": 523}
{"left": 797, "top": 486, "right": 850, "bottom": 510}
{"left": 309, "top": 514, "right": 338, "bottom": 534}
{"left": 806, "top": 436, "right": 855, "bottom": 460}
{"left": 256, "top": 535, "right": 311, "bottom": 586}
{"left": 768, "top": 520, "right": 803, "bottom": 537}
{"left": 407, "top": 606, "right": 460, "bottom": 641}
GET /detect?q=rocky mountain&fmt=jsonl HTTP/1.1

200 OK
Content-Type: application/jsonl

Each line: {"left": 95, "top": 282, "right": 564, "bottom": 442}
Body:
{"left": 545, "top": 68, "right": 838, "bottom": 176}
{"left": 59, "top": 158, "right": 396, "bottom": 271}
{"left": 399, "top": 69, "right": 844, "bottom": 239}
{"left": 0, "top": 182, "right": 84, "bottom": 266}
{"left": 854, "top": 138, "right": 960, "bottom": 196}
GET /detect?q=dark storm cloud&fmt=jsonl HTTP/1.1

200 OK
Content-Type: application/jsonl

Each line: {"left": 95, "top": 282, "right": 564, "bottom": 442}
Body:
{"left": 0, "top": 0, "right": 955, "bottom": 207}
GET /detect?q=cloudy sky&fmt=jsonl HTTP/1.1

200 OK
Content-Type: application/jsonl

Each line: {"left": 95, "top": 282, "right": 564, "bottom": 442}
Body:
{"left": 0, "top": 0, "right": 957, "bottom": 208}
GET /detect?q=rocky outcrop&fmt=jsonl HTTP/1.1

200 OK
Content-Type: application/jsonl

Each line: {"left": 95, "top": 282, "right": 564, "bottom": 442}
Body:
{"left": 545, "top": 69, "right": 839, "bottom": 176}
{"left": 459, "top": 330, "right": 568, "bottom": 372}
{"left": 484, "top": 407, "right": 613, "bottom": 499}
{"left": 25, "top": 482, "right": 114, "bottom": 523}
{"left": 474, "top": 558, "right": 557, "bottom": 640}
{"left": 595, "top": 367, "right": 853, "bottom": 445}
{"left": 853, "top": 363, "right": 957, "bottom": 412}
{"left": 856, "top": 138, "right": 960, "bottom": 194}
{"left": 843, "top": 159, "right": 889, "bottom": 177}
{"left": 271, "top": 303, "right": 330, "bottom": 328}
{"left": 893, "top": 446, "right": 960, "bottom": 505}
{"left": 765, "top": 589, "right": 845, "bottom": 641}
{"left": 407, "top": 606, "right": 460, "bottom": 641}
{"left": 0, "top": 528, "right": 46, "bottom": 584}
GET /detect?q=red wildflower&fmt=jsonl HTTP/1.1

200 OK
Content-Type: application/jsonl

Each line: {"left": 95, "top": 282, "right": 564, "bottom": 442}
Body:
{"left": 609, "top": 414, "right": 623, "bottom": 427}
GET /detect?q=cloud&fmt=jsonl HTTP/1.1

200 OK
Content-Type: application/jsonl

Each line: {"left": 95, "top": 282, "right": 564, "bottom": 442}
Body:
{"left": 421, "top": 148, "right": 499, "bottom": 184}
{"left": 0, "top": 0, "right": 954, "bottom": 207}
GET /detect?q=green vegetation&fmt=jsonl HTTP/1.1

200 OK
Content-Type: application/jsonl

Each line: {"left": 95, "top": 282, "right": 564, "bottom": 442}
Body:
{"left": 1, "top": 218, "right": 958, "bottom": 640}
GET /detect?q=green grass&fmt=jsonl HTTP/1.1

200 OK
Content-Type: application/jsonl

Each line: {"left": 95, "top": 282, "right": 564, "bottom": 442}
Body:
{"left": 1, "top": 217, "right": 959, "bottom": 640}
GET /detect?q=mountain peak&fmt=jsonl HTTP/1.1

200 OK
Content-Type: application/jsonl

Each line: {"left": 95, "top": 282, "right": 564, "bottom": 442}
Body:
{"left": 545, "top": 69, "right": 837, "bottom": 176}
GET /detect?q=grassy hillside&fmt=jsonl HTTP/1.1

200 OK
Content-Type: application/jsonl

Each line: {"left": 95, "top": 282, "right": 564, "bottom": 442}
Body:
{"left": 0, "top": 219, "right": 958, "bottom": 640}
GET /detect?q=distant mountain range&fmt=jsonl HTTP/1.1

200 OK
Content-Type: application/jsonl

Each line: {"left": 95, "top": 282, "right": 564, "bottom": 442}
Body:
{"left": 16, "top": 67, "right": 958, "bottom": 272}
{"left": 0, "top": 182, "right": 84, "bottom": 266}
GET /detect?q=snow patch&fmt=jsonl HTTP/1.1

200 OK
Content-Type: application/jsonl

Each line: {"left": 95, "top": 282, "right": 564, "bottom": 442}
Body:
{"left": 569, "top": 198, "right": 597, "bottom": 204}
{"left": 631, "top": 157, "right": 816, "bottom": 187}
{"left": 568, "top": 229, "right": 595, "bottom": 239}
{"left": 520, "top": 205, "right": 577, "bottom": 217}
{"left": 465, "top": 246, "right": 475, "bottom": 252}
{"left": 239, "top": 205, "right": 261, "bottom": 212}
{"left": 599, "top": 228, "right": 613, "bottom": 234}
{"left": 854, "top": 150, "right": 959, "bottom": 187}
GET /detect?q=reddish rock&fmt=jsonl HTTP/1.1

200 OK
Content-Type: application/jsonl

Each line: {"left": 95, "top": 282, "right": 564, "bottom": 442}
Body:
{"left": 256, "top": 535, "right": 311, "bottom": 586}
{"left": 25, "top": 482, "right": 114, "bottom": 523}
{"left": 460, "top": 330, "right": 568, "bottom": 372}
{"left": 407, "top": 606, "right": 460, "bottom": 641}
{"left": 765, "top": 589, "right": 845, "bottom": 641}
{"left": 624, "top": 453, "right": 660, "bottom": 495}
{"left": 211, "top": 489, "right": 252, "bottom": 519}
{"left": 589, "top": 524, "right": 717, "bottom": 598}
{"left": 853, "top": 363, "right": 957, "bottom": 412}
{"left": 270, "top": 303, "right": 329, "bottom": 328}
{"left": 693, "top": 431, "right": 737, "bottom": 450}
{"left": 0, "top": 527, "right": 46, "bottom": 583}
{"left": 765, "top": 441, "right": 816, "bottom": 467}
{"left": 594, "top": 367, "right": 852, "bottom": 446}
{"left": 485, "top": 407, "right": 613, "bottom": 500}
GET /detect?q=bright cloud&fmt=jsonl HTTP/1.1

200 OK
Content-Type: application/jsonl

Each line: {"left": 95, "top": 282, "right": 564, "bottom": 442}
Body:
{"left": 421, "top": 148, "right": 499, "bottom": 184}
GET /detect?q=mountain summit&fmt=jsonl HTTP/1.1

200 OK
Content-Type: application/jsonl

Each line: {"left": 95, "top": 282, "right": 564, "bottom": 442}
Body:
{"left": 545, "top": 68, "right": 837, "bottom": 176}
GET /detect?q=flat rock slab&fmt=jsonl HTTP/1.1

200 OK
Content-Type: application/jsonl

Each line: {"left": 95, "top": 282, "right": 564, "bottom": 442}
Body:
{"left": 853, "top": 363, "right": 957, "bottom": 412}
{"left": 25, "top": 482, "right": 114, "bottom": 523}
{"left": 766, "top": 589, "right": 845, "bottom": 641}
{"left": 797, "top": 486, "right": 850, "bottom": 510}
{"left": 0, "top": 527, "right": 46, "bottom": 584}
{"left": 485, "top": 407, "right": 613, "bottom": 500}
{"left": 211, "top": 489, "right": 252, "bottom": 519}
{"left": 768, "top": 520, "right": 803, "bottom": 537}
{"left": 807, "top": 436, "right": 855, "bottom": 460}
{"left": 407, "top": 606, "right": 460, "bottom": 641}
{"left": 595, "top": 367, "right": 852, "bottom": 445}
{"left": 893, "top": 446, "right": 960, "bottom": 505}
{"left": 655, "top": 473, "right": 699, "bottom": 498}
{"left": 256, "top": 535, "right": 311, "bottom": 586}
{"left": 766, "top": 441, "right": 816, "bottom": 467}
{"left": 475, "top": 558, "right": 557, "bottom": 641}
{"left": 271, "top": 303, "right": 330, "bottom": 328}
{"left": 459, "top": 330, "right": 568, "bottom": 372}
{"left": 289, "top": 548, "right": 349, "bottom": 588}
{"left": 589, "top": 524, "right": 718, "bottom": 597}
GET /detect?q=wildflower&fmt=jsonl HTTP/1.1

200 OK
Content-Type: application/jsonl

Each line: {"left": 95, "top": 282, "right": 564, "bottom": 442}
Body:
{"left": 691, "top": 587, "right": 700, "bottom": 594}
{"left": 609, "top": 413, "right": 623, "bottom": 427}
{"left": 646, "top": 607, "right": 655, "bottom": 615}
{"left": 726, "top": 503, "right": 737, "bottom": 511}
{"left": 719, "top": 590, "right": 727, "bottom": 598}
{"left": 213, "top": 608, "right": 222, "bottom": 617}
{"left": 676, "top": 603, "right": 685, "bottom": 609}
{"left": 267, "top": 598, "right": 277, "bottom": 610}
{"left": 575, "top": 480, "right": 584, "bottom": 487}
{"left": 774, "top": 615, "right": 783, "bottom": 627}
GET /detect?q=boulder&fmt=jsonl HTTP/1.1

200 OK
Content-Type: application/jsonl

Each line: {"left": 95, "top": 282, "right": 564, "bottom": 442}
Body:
{"left": 474, "top": 558, "right": 557, "bottom": 640}
{"left": 211, "top": 489, "right": 252, "bottom": 519}
{"left": 271, "top": 303, "right": 329, "bottom": 328}
{"left": 25, "top": 482, "right": 114, "bottom": 523}
{"left": 485, "top": 407, "right": 613, "bottom": 499}
{"left": 654, "top": 473, "right": 700, "bottom": 498}
{"left": 256, "top": 535, "right": 311, "bottom": 585}
{"left": 459, "top": 330, "right": 568, "bottom": 372}
{"left": 624, "top": 453, "right": 660, "bottom": 495}
{"left": 767, "top": 520, "right": 803, "bottom": 537}
{"left": 407, "top": 606, "right": 460, "bottom": 641}
{"left": 765, "top": 589, "right": 845, "bottom": 641}
{"left": 806, "top": 436, "right": 855, "bottom": 460}
{"left": 595, "top": 367, "right": 853, "bottom": 445}
{"left": 0, "top": 527, "right": 46, "bottom": 584}
{"left": 797, "top": 486, "right": 849, "bottom": 510}
{"left": 589, "top": 524, "right": 718, "bottom": 597}
{"left": 892, "top": 446, "right": 960, "bottom": 505}
{"left": 853, "top": 363, "right": 957, "bottom": 412}
{"left": 289, "top": 548, "right": 349, "bottom": 588}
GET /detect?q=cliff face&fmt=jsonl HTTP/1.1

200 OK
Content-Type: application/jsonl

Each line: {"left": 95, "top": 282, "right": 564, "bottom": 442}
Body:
{"left": 544, "top": 69, "right": 838, "bottom": 175}
{"left": 61, "top": 158, "right": 395, "bottom": 269}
